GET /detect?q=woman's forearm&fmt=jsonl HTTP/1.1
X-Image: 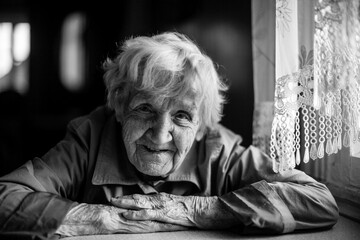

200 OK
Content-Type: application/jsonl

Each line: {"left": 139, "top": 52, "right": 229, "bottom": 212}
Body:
{"left": 55, "top": 203, "right": 123, "bottom": 236}
{"left": 56, "top": 202, "right": 187, "bottom": 237}
{"left": 111, "top": 193, "right": 242, "bottom": 230}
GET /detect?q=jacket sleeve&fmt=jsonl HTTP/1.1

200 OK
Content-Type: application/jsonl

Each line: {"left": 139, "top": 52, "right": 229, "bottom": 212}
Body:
{"left": 218, "top": 145, "right": 339, "bottom": 234}
{"left": 0, "top": 116, "right": 94, "bottom": 239}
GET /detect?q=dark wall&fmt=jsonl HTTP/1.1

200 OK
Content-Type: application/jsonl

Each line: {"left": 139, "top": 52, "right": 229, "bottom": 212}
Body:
{"left": 0, "top": 0, "right": 253, "bottom": 175}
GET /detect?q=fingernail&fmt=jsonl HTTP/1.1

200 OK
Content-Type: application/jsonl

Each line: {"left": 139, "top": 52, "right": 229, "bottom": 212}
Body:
{"left": 122, "top": 211, "right": 131, "bottom": 218}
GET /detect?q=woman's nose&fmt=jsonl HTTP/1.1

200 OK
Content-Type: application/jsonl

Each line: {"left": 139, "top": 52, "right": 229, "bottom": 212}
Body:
{"left": 149, "top": 114, "right": 173, "bottom": 144}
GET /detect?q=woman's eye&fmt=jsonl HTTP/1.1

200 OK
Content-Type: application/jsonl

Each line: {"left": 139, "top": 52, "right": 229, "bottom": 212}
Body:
{"left": 135, "top": 104, "right": 153, "bottom": 113}
{"left": 175, "top": 111, "right": 192, "bottom": 121}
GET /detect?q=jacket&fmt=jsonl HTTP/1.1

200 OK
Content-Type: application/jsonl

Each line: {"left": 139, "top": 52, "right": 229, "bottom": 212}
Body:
{"left": 0, "top": 106, "right": 339, "bottom": 238}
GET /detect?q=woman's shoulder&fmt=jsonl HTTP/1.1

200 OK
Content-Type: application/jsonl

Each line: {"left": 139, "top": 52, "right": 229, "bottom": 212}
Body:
{"left": 66, "top": 105, "right": 115, "bottom": 134}
{"left": 204, "top": 123, "right": 243, "bottom": 146}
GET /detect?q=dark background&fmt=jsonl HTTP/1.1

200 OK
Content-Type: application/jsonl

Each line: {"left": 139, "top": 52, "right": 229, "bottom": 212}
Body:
{"left": 0, "top": 0, "right": 253, "bottom": 176}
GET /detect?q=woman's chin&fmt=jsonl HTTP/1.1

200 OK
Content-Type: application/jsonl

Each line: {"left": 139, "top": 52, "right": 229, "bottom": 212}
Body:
{"left": 133, "top": 152, "right": 174, "bottom": 177}
{"left": 136, "top": 164, "right": 171, "bottom": 177}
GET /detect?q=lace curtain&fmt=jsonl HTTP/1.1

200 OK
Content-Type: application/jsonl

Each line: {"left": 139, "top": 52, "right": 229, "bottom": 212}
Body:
{"left": 252, "top": 0, "right": 360, "bottom": 173}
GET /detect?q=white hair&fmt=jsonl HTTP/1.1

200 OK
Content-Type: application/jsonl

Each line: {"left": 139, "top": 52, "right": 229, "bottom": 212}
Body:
{"left": 102, "top": 32, "right": 227, "bottom": 132}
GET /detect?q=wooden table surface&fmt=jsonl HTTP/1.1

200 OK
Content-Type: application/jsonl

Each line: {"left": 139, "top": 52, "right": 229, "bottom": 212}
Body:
{"left": 63, "top": 215, "right": 360, "bottom": 240}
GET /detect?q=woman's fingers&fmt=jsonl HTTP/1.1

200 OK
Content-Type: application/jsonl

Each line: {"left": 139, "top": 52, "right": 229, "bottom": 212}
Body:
{"left": 111, "top": 194, "right": 153, "bottom": 209}
{"left": 111, "top": 193, "right": 197, "bottom": 227}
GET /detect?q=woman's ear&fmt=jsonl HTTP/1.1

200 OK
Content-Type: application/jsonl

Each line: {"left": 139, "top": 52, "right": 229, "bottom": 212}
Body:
{"left": 114, "top": 104, "right": 124, "bottom": 123}
{"left": 115, "top": 111, "right": 123, "bottom": 123}
{"left": 195, "top": 128, "right": 205, "bottom": 141}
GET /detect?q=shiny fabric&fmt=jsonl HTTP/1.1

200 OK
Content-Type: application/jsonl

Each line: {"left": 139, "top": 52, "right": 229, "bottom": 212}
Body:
{"left": 0, "top": 106, "right": 338, "bottom": 238}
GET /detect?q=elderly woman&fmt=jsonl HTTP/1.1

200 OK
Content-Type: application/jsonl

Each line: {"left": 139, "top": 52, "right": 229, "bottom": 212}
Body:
{"left": 0, "top": 32, "right": 338, "bottom": 238}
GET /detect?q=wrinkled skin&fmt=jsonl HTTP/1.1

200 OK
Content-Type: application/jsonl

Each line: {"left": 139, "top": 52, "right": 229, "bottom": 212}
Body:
{"left": 56, "top": 193, "right": 239, "bottom": 236}
{"left": 111, "top": 193, "right": 239, "bottom": 229}
{"left": 56, "top": 203, "right": 188, "bottom": 236}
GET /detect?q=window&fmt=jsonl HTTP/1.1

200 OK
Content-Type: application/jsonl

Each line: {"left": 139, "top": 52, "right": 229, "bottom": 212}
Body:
{"left": 60, "top": 12, "right": 86, "bottom": 91}
{"left": 0, "top": 22, "right": 30, "bottom": 94}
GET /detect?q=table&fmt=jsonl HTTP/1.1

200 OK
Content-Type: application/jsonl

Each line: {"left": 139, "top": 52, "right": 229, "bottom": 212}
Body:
{"left": 63, "top": 215, "right": 360, "bottom": 240}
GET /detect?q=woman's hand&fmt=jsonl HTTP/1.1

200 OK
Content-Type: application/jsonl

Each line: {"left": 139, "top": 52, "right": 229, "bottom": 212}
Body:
{"left": 111, "top": 192, "right": 239, "bottom": 229}
{"left": 55, "top": 203, "right": 187, "bottom": 236}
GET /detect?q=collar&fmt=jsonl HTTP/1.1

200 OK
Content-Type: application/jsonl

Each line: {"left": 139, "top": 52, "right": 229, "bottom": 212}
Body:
{"left": 91, "top": 113, "right": 201, "bottom": 190}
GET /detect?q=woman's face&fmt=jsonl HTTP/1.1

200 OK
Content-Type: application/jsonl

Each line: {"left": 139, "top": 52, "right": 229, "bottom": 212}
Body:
{"left": 119, "top": 90, "right": 201, "bottom": 177}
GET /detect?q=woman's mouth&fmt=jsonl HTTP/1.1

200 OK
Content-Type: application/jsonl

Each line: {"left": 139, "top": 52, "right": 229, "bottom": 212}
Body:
{"left": 143, "top": 145, "right": 167, "bottom": 152}
{"left": 143, "top": 145, "right": 169, "bottom": 153}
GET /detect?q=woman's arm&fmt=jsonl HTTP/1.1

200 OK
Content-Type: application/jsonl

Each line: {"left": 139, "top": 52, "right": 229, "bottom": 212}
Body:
{"left": 111, "top": 192, "right": 240, "bottom": 229}
{"left": 0, "top": 113, "right": 95, "bottom": 238}
{"left": 111, "top": 146, "right": 339, "bottom": 234}
{"left": 55, "top": 203, "right": 187, "bottom": 237}
{"left": 111, "top": 179, "right": 338, "bottom": 234}
{"left": 0, "top": 160, "right": 78, "bottom": 238}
